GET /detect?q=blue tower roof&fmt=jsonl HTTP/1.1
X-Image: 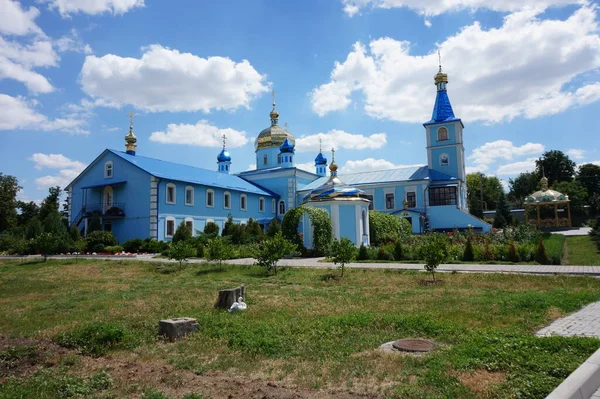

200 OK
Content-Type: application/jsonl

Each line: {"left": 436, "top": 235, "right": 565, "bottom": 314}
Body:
{"left": 423, "top": 67, "right": 463, "bottom": 127}
{"left": 217, "top": 149, "right": 231, "bottom": 162}
{"left": 314, "top": 152, "right": 327, "bottom": 165}
{"left": 279, "top": 138, "right": 294, "bottom": 153}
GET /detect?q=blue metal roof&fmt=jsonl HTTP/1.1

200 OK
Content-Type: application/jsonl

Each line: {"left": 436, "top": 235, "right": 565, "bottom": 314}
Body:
{"left": 424, "top": 90, "right": 462, "bottom": 126}
{"left": 108, "top": 150, "right": 275, "bottom": 197}
{"left": 314, "top": 152, "right": 327, "bottom": 165}
{"left": 279, "top": 138, "right": 294, "bottom": 153}
{"left": 298, "top": 166, "right": 457, "bottom": 192}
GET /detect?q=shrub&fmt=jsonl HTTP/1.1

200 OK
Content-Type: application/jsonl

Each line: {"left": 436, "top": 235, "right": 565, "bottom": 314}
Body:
{"left": 266, "top": 217, "right": 281, "bottom": 237}
{"left": 463, "top": 236, "right": 474, "bottom": 261}
{"left": 534, "top": 239, "right": 550, "bottom": 265}
{"left": 32, "top": 232, "right": 59, "bottom": 261}
{"left": 172, "top": 221, "right": 192, "bottom": 243}
{"left": 122, "top": 238, "right": 143, "bottom": 253}
{"left": 85, "top": 231, "right": 118, "bottom": 248}
{"left": 508, "top": 241, "right": 520, "bottom": 263}
{"left": 139, "top": 238, "right": 168, "bottom": 253}
{"left": 369, "top": 211, "right": 411, "bottom": 246}
{"left": 104, "top": 245, "right": 124, "bottom": 254}
{"left": 167, "top": 241, "right": 196, "bottom": 270}
{"left": 518, "top": 243, "right": 535, "bottom": 262}
{"left": 254, "top": 232, "right": 297, "bottom": 274}
{"left": 25, "top": 217, "right": 43, "bottom": 239}
{"left": 330, "top": 237, "right": 356, "bottom": 278}
{"left": 55, "top": 323, "right": 126, "bottom": 356}
{"left": 393, "top": 240, "right": 403, "bottom": 261}
{"left": 420, "top": 234, "right": 449, "bottom": 281}
{"left": 8, "top": 237, "right": 29, "bottom": 256}
{"left": 357, "top": 243, "right": 368, "bottom": 260}
{"left": 246, "top": 218, "right": 264, "bottom": 243}
{"left": 92, "top": 244, "right": 105, "bottom": 253}
{"left": 281, "top": 207, "right": 305, "bottom": 249}
{"left": 377, "top": 246, "right": 393, "bottom": 261}
{"left": 205, "top": 236, "right": 230, "bottom": 265}
{"left": 203, "top": 221, "right": 220, "bottom": 237}
{"left": 482, "top": 242, "right": 495, "bottom": 261}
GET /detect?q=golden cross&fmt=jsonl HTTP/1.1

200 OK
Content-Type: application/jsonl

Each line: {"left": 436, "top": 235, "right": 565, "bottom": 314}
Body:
{"left": 127, "top": 111, "right": 135, "bottom": 128}
{"left": 438, "top": 50, "right": 442, "bottom": 72}
{"left": 272, "top": 90, "right": 276, "bottom": 107}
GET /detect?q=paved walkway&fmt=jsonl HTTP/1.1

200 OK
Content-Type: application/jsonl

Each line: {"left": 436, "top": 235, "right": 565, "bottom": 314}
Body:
{"left": 536, "top": 302, "right": 600, "bottom": 338}
{"left": 551, "top": 227, "right": 592, "bottom": 237}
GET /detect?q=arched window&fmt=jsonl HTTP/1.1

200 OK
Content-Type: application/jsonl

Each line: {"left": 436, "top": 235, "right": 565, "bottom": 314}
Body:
{"left": 263, "top": 154, "right": 268, "bottom": 165}
{"left": 166, "top": 183, "right": 176, "bottom": 204}
{"left": 104, "top": 161, "right": 113, "bottom": 178}
{"left": 437, "top": 127, "right": 448, "bottom": 141}
{"left": 440, "top": 153, "right": 449, "bottom": 167}
{"left": 279, "top": 200, "right": 286, "bottom": 215}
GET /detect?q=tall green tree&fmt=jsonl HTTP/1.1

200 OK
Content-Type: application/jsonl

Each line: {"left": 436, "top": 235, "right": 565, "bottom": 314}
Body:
{"left": 508, "top": 171, "right": 540, "bottom": 208}
{"left": 552, "top": 180, "right": 588, "bottom": 212}
{"left": 39, "top": 186, "right": 62, "bottom": 221}
{"left": 493, "top": 191, "right": 511, "bottom": 228}
{"left": 466, "top": 173, "right": 503, "bottom": 217}
{"left": 577, "top": 163, "right": 600, "bottom": 199}
{"left": 17, "top": 200, "right": 40, "bottom": 227}
{"left": 0, "top": 173, "right": 21, "bottom": 232}
{"left": 535, "top": 150, "right": 576, "bottom": 186}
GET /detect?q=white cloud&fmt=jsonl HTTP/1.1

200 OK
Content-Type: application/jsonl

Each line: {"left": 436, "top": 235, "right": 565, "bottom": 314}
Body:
{"left": 43, "top": 0, "right": 144, "bottom": 16}
{"left": 341, "top": 0, "right": 587, "bottom": 17}
{"left": 590, "top": 160, "right": 600, "bottom": 166}
{"left": 312, "top": 7, "right": 600, "bottom": 123}
{"left": 0, "top": 94, "right": 88, "bottom": 134}
{"left": 295, "top": 161, "right": 316, "bottom": 173}
{"left": 0, "top": 0, "right": 43, "bottom": 36}
{"left": 149, "top": 120, "right": 248, "bottom": 148}
{"left": 29, "top": 153, "right": 86, "bottom": 189}
{"left": 567, "top": 149, "right": 585, "bottom": 160}
{"left": 80, "top": 45, "right": 270, "bottom": 113}
{"left": 468, "top": 140, "right": 544, "bottom": 172}
{"left": 0, "top": 37, "right": 57, "bottom": 93}
{"left": 341, "top": 158, "right": 422, "bottom": 174}
{"left": 246, "top": 164, "right": 256, "bottom": 171}
{"left": 496, "top": 158, "right": 537, "bottom": 175}
{"left": 55, "top": 29, "right": 93, "bottom": 54}
{"left": 295, "top": 129, "right": 387, "bottom": 152}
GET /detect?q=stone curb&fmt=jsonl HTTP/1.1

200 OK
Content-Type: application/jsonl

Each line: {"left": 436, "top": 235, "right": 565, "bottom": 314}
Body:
{"left": 545, "top": 348, "right": 600, "bottom": 399}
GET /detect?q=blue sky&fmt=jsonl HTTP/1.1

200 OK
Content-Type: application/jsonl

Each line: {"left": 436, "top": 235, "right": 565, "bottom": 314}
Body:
{"left": 1, "top": 0, "right": 599, "bottom": 203}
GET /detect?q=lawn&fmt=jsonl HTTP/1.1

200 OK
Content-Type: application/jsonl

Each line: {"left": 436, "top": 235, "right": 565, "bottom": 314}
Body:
{"left": 566, "top": 236, "right": 600, "bottom": 266}
{"left": 1, "top": 259, "right": 600, "bottom": 398}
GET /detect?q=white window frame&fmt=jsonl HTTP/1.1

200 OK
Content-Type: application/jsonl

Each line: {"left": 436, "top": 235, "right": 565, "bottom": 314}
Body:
{"left": 240, "top": 194, "right": 247, "bottom": 211}
{"left": 166, "top": 183, "right": 176, "bottom": 204}
{"left": 272, "top": 199, "right": 276, "bottom": 213}
{"left": 206, "top": 189, "right": 214, "bottom": 208}
{"left": 385, "top": 193, "right": 395, "bottom": 209}
{"left": 165, "top": 217, "right": 176, "bottom": 238}
{"left": 184, "top": 217, "right": 194, "bottom": 236}
{"left": 104, "top": 161, "right": 113, "bottom": 178}
{"left": 437, "top": 127, "right": 449, "bottom": 142}
{"left": 185, "top": 186, "right": 194, "bottom": 206}
{"left": 224, "top": 191, "right": 231, "bottom": 209}
{"left": 259, "top": 197, "right": 265, "bottom": 212}
{"left": 406, "top": 191, "right": 417, "bottom": 208}
{"left": 440, "top": 153, "right": 450, "bottom": 167}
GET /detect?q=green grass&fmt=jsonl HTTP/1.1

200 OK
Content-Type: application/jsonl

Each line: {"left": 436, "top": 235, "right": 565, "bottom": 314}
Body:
{"left": 566, "top": 236, "right": 600, "bottom": 266}
{"left": 1, "top": 259, "right": 600, "bottom": 398}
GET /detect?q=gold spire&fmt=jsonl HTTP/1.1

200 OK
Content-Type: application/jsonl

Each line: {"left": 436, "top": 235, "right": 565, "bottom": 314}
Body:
{"left": 434, "top": 49, "right": 448, "bottom": 87}
{"left": 125, "top": 111, "right": 137, "bottom": 154}
{"left": 541, "top": 167, "right": 549, "bottom": 191}
{"left": 329, "top": 147, "right": 338, "bottom": 176}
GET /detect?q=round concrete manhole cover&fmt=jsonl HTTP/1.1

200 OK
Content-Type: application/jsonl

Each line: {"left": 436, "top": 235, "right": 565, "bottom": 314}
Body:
{"left": 392, "top": 339, "right": 434, "bottom": 352}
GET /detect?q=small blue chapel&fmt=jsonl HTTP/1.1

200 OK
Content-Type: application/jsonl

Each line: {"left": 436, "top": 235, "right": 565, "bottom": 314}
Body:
{"left": 65, "top": 65, "right": 490, "bottom": 247}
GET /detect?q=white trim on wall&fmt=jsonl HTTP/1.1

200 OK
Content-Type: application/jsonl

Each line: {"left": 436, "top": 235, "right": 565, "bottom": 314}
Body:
{"left": 104, "top": 161, "right": 113, "bottom": 178}
{"left": 165, "top": 216, "right": 176, "bottom": 238}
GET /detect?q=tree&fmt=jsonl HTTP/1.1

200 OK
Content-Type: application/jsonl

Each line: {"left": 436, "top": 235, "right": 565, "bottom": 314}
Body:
{"left": 205, "top": 236, "right": 229, "bottom": 266}
{"left": 463, "top": 236, "right": 474, "bottom": 261}
{"left": 493, "top": 191, "right": 511, "bottom": 228}
{"left": 552, "top": 180, "right": 588, "bottom": 212}
{"left": 25, "top": 217, "right": 43, "bottom": 239}
{"left": 466, "top": 173, "right": 504, "bottom": 217}
{"left": 420, "top": 234, "right": 449, "bottom": 281}
{"left": 222, "top": 215, "right": 234, "bottom": 237}
{"left": 17, "top": 200, "right": 39, "bottom": 227}
{"left": 172, "top": 221, "right": 192, "bottom": 243}
{"left": 266, "top": 218, "right": 281, "bottom": 237}
{"left": 43, "top": 211, "right": 67, "bottom": 236}
{"left": 577, "top": 163, "right": 600, "bottom": 200}
{"left": 254, "top": 232, "right": 296, "bottom": 275}
{"left": 0, "top": 173, "right": 20, "bottom": 232}
{"left": 39, "top": 186, "right": 61, "bottom": 221}
{"left": 204, "top": 221, "right": 220, "bottom": 237}
{"left": 33, "top": 232, "right": 58, "bottom": 261}
{"left": 535, "top": 150, "right": 576, "bottom": 186}
{"left": 246, "top": 218, "right": 263, "bottom": 243}
{"left": 167, "top": 241, "right": 197, "bottom": 270}
{"left": 369, "top": 211, "right": 412, "bottom": 246}
{"left": 508, "top": 171, "right": 540, "bottom": 208}
{"left": 329, "top": 237, "right": 356, "bottom": 278}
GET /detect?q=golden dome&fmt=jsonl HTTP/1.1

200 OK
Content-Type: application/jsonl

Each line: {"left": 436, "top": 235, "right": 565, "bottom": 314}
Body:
{"left": 255, "top": 125, "right": 295, "bottom": 150}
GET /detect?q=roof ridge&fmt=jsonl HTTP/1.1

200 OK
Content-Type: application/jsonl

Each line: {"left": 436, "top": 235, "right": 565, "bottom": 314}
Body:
{"left": 109, "top": 149, "right": 219, "bottom": 174}
{"left": 339, "top": 165, "right": 426, "bottom": 176}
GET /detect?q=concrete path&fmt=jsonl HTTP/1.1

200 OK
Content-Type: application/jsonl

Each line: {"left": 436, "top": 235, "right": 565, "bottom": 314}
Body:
{"left": 536, "top": 302, "right": 600, "bottom": 338}
{"left": 551, "top": 227, "right": 592, "bottom": 237}
{"left": 3, "top": 254, "right": 600, "bottom": 276}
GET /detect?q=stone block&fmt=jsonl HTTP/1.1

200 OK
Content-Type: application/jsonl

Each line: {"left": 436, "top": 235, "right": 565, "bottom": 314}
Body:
{"left": 214, "top": 286, "right": 246, "bottom": 309}
{"left": 158, "top": 317, "right": 199, "bottom": 341}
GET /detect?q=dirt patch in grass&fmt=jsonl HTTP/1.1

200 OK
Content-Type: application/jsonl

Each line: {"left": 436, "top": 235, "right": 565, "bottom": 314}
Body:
{"left": 0, "top": 336, "right": 70, "bottom": 379}
{"left": 457, "top": 369, "right": 505, "bottom": 396}
{"left": 547, "top": 306, "right": 563, "bottom": 321}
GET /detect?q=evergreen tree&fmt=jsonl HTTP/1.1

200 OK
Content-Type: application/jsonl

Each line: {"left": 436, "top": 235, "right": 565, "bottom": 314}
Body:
{"left": 17, "top": 200, "right": 39, "bottom": 227}
{"left": 266, "top": 218, "right": 281, "bottom": 237}
{"left": 222, "top": 214, "right": 234, "bottom": 237}
{"left": 463, "top": 236, "right": 474, "bottom": 261}
{"left": 43, "top": 211, "right": 67, "bottom": 236}
{"left": 39, "top": 186, "right": 61, "bottom": 221}
{"left": 172, "top": 221, "right": 192, "bottom": 243}
{"left": 25, "top": 217, "right": 43, "bottom": 239}
{"left": 495, "top": 191, "right": 512, "bottom": 225}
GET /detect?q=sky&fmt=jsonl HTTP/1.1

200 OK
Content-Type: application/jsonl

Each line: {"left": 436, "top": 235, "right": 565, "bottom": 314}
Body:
{"left": 1, "top": 0, "right": 600, "bottom": 203}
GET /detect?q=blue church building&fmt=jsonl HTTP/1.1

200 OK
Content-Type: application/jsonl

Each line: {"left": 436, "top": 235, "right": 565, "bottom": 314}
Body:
{"left": 66, "top": 66, "right": 490, "bottom": 247}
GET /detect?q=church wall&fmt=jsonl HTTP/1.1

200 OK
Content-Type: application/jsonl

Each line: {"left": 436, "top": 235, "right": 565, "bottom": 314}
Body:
{"left": 69, "top": 151, "right": 151, "bottom": 243}
{"left": 255, "top": 147, "right": 282, "bottom": 170}
{"left": 427, "top": 205, "right": 491, "bottom": 232}
{"left": 156, "top": 179, "right": 276, "bottom": 241}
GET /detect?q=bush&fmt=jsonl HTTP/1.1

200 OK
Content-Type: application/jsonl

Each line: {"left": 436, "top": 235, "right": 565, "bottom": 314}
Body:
{"left": 172, "top": 221, "right": 192, "bottom": 243}
{"left": 508, "top": 241, "right": 520, "bottom": 263}
{"left": 369, "top": 211, "right": 411, "bottom": 246}
{"left": 254, "top": 232, "right": 297, "bottom": 274}
{"left": 203, "top": 222, "right": 220, "bottom": 237}
{"left": 25, "top": 217, "right": 43, "bottom": 239}
{"left": 266, "top": 218, "right": 281, "bottom": 237}
{"left": 167, "top": 241, "right": 196, "bottom": 269}
{"left": 377, "top": 246, "right": 393, "bottom": 261}
{"left": 330, "top": 237, "right": 356, "bottom": 278}
{"left": 92, "top": 244, "right": 105, "bottom": 253}
{"left": 55, "top": 323, "right": 126, "bottom": 356}
{"left": 32, "top": 232, "right": 59, "bottom": 261}
{"left": 85, "top": 231, "right": 118, "bottom": 248}
{"left": 393, "top": 240, "right": 403, "bottom": 261}
{"left": 534, "top": 239, "right": 550, "bottom": 265}
{"left": 420, "top": 234, "right": 449, "bottom": 281}
{"left": 104, "top": 245, "right": 124, "bottom": 254}
{"left": 357, "top": 244, "right": 368, "bottom": 260}
{"left": 139, "top": 238, "right": 169, "bottom": 253}
{"left": 463, "top": 236, "right": 474, "bottom": 261}
{"left": 205, "top": 236, "right": 230, "bottom": 265}
{"left": 122, "top": 238, "right": 143, "bottom": 253}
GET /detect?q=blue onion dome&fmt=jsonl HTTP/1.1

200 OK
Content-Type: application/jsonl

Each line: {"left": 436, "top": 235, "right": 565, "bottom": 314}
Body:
{"left": 279, "top": 138, "right": 295, "bottom": 153}
{"left": 217, "top": 149, "right": 231, "bottom": 162}
{"left": 315, "top": 152, "right": 327, "bottom": 165}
